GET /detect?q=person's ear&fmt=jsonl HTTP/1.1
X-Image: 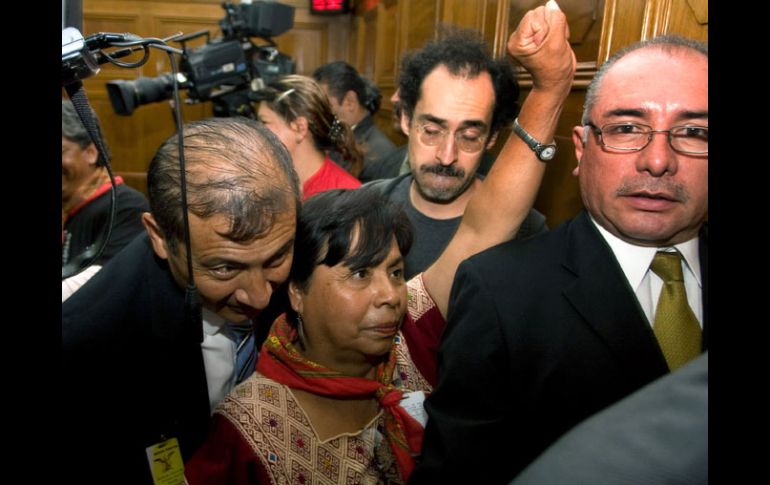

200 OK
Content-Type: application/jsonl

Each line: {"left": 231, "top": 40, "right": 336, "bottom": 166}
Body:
{"left": 400, "top": 110, "right": 411, "bottom": 137}
{"left": 142, "top": 212, "right": 170, "bottom": 260}
{"left": 342, "top": 90, "right": 358, "bottom": 111}
{"left": 290, "top": 116, "right": 309, "bottom": 144}
{"left": 288, "top": 280, "right": 305, "bottom": 314}
{"left": 572, "top": 125, "right": 586, "bottom": 177}
{"left": 84, "top": 143, "right": 99, "bottom": 166}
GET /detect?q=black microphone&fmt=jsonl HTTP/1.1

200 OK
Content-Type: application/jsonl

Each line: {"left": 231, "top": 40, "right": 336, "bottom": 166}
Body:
{"left": 94, "top": 47, "right": 141, "bottom": 65}
{"left": 84, "top": 32, "right": 142, "bottom": 50}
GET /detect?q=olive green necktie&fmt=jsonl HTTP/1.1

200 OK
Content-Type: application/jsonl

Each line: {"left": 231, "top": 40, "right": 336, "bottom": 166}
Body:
{"left": 649, "top": 251, "right": 702, "bottom": 371}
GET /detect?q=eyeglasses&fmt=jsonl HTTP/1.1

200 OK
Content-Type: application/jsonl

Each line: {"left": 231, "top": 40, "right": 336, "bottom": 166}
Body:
{"left": 585, "top": 122, "right": 708, "bottom": 155}
{"left": 415, "top": 123, "right": 488, "bottom": 154}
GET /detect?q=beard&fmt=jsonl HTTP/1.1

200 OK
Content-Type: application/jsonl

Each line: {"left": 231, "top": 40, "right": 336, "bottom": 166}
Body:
{"left": 412, "top": 163, "right": 475, "bottom": 203}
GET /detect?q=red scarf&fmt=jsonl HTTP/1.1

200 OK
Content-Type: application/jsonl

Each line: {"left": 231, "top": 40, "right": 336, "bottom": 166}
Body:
{"left": 257, "top": 314, "right": 424, "bottom": 481}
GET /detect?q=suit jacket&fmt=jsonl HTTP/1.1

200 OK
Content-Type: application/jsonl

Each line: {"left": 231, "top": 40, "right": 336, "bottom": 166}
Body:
{"left": 410, "top": 210, "right": 709, "bottom": 485}
{"left": 62, "top": 233, "right": 211, "bottom": 484}
{"left": 510, "top": 352, "right": 708, "bottom": 485}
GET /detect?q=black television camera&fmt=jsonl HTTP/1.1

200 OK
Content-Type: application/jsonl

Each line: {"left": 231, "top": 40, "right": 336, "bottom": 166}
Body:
{"left": 106, "top": 1, "right": 295, "bottom": 118}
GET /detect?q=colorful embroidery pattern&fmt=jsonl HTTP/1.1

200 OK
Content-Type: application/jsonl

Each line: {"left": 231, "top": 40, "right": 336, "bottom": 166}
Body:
{"left": 218, "top": 337, "right": 426, "bottom": 485}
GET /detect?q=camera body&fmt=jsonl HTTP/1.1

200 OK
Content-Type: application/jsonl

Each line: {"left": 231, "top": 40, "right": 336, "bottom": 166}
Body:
{"left": 107, "top": 1, "right": 295, "bottom": 117}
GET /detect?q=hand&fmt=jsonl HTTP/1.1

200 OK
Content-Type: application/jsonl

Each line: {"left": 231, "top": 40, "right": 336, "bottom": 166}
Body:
{"left": 507, "top": 0, "right": 576, "bottom": 91}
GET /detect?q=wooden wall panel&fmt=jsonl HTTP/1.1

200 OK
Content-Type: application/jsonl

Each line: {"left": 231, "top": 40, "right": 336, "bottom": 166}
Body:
{"left": 399, "top": 0, "right": 438, "bottom": 54}
{"left": 375, "top": 1, "right": 398, "bottom": 85}
{"left": 643, "top": 0, "right": 708, "bottom": 42}
{"left": 438, "top": 0, "right": 487, "bottom": 32}
{"left": 277, "top": 22, "right": 330, "bottom": 74}
{"left": 371, "top": 0, "right": 405, "bottom": 145}
{"left": 350, "top": 16, "right": 363, "bottom": 70}
{"left": 362, "top": 8, "right": 378, "bottom": 79}
{"left": 597, "top": 0, "right": 648, "bottom": 63}
{"left": 598, "top": 0, "right": 707, "bottom": 63}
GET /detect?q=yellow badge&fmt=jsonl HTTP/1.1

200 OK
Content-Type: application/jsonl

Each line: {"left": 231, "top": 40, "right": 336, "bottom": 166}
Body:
{"left": 145, "top": 437, "right": 185, "bottom": 485}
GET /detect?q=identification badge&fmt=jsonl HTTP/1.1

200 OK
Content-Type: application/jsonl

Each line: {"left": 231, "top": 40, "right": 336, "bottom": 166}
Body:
{"left": 400, "top": 390, "right": 428, "bottom": 428}
{"left": 146, "top": 437, "right": 185, "bottom": 485}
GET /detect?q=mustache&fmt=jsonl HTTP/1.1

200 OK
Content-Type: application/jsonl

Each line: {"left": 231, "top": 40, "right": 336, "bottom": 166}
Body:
{"left": 420, "top": 164, "right": 465, "bottom": 178}
{"left": 615, "top": 179, "right": 689, "bottom": 202}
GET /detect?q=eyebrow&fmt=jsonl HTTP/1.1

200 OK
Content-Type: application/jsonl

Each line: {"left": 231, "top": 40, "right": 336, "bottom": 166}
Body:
{"left": 264, "top": 238, "right": 295, "bottom": 267}
{"left": 604, "top": 109, "right": 645, "bottom": 119}
{"left": 603, "top": 108, "right": 708, "bottom": 123}
{"left": 416, "top": 114, "right": 488, "bottom": 131}
{"left": 387, "top": 255, "right": 405, "bottom": 268}
{"left": 417, "top": 114, "right": 448, "bottom": 127}
{"left": 677, "top": 110, "right": 708, "bottom": 122}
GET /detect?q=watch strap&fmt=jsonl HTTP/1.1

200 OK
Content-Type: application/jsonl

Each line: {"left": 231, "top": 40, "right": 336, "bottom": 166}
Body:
{"left": 512, "top": 117, "right": 557, "bottom": 161}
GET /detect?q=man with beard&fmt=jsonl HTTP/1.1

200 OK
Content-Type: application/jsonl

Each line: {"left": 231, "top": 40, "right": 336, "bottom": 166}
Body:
{"left": 366, "top": 29, "right": 547, "bottom": 278}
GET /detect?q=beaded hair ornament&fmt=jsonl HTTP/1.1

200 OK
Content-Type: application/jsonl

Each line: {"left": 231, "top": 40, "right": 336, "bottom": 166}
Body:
{"left": 329, "top": 117, "right": 344, "bottom": 142}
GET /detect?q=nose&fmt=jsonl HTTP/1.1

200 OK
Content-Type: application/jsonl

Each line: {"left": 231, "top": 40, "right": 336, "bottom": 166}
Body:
{"left": 372, "top": 272, "right": 402, "bottom": 308}
{"left": 636, "top": 131, "right": 678, "bottom": 177}
{"left": 233, "top": 270, "right": 273, "bottom": 311}
{"left": 435, "top": 132, "right": 459, "bottom": 166}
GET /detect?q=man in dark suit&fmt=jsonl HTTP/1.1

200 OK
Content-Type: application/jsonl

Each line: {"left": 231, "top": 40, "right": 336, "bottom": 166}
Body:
{"left": 411, "top": 35, "right": 708, "bottom": 484}
{"left": 511, "top": 352, "right": 708, "bottom": 485}
{"left": 62, "top": 117, "right": 301, "bottom": 484}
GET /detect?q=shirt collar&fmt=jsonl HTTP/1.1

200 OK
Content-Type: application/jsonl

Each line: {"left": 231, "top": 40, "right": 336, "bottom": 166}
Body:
{"left": 589, "top": 216, "right": 702, "bottom": 291}
{"left": 202, "top": 307, "right": 227, "bottom": 337}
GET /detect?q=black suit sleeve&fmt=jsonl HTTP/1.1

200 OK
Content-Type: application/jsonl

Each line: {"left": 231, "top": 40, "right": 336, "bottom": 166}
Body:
{"left": 410, "top": 259, "right": 515, "bottom": 485}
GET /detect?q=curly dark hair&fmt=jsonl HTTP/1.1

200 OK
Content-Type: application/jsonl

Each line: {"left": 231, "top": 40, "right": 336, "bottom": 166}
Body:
{"left": 398, "top": 27, "right": 520, "bottom": 136}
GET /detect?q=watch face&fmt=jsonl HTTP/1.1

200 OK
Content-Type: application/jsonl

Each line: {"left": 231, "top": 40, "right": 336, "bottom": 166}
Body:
{"left": 539, "top": 145, "right": 557, "bottom": 161}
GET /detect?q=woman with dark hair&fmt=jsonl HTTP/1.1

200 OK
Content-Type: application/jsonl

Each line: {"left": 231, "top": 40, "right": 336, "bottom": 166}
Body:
{"left": 313, "top": 61, "right": 397, "bottom": 182}
{"left": 185, "top": 3, "right": 575, "bottom": 483}
{"left": 257, "top": 74, "right": 363, "bottom": 199}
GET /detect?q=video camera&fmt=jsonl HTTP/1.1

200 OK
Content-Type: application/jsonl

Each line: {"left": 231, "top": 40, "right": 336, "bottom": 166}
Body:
{"left": 106, "top": 1, "right": 295, "bottom": 118}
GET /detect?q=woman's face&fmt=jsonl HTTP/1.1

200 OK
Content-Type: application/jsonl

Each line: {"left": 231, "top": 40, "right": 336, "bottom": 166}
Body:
{"left": 289, "top": 238, "right": 407, "bottom": 371}
{"left": 257, "top": 102, "right": 297, "bottom": 156}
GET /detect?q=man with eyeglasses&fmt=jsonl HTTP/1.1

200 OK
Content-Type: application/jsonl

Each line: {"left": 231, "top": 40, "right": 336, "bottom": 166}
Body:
{"left": 413, "top": 35, "right": 708, "bottom": 484}
{"left": 365, "top": 27, "right": 548, "bottom": 279}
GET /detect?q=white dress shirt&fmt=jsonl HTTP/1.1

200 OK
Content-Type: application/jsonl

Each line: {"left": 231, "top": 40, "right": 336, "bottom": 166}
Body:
{"left": 200, "top": 308, "right": 239, "bottom": 411}
{"left": 590, "top": 217, "right": 703, "bottom": 328}
{"left": 61, "top": 264, "right": 102, "bottom": 302}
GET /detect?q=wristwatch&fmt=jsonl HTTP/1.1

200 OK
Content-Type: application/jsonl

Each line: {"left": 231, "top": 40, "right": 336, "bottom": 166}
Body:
{"left": 512, "top": 118, "right": 557, "bottom": 161}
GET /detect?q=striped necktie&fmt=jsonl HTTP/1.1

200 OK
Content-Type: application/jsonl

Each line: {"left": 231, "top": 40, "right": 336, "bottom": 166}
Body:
{"left": 229, "top": 322, "right": 257, "bottom": 384}
{"left": 649, "top": 251, "right": 702, "bottom": 371}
